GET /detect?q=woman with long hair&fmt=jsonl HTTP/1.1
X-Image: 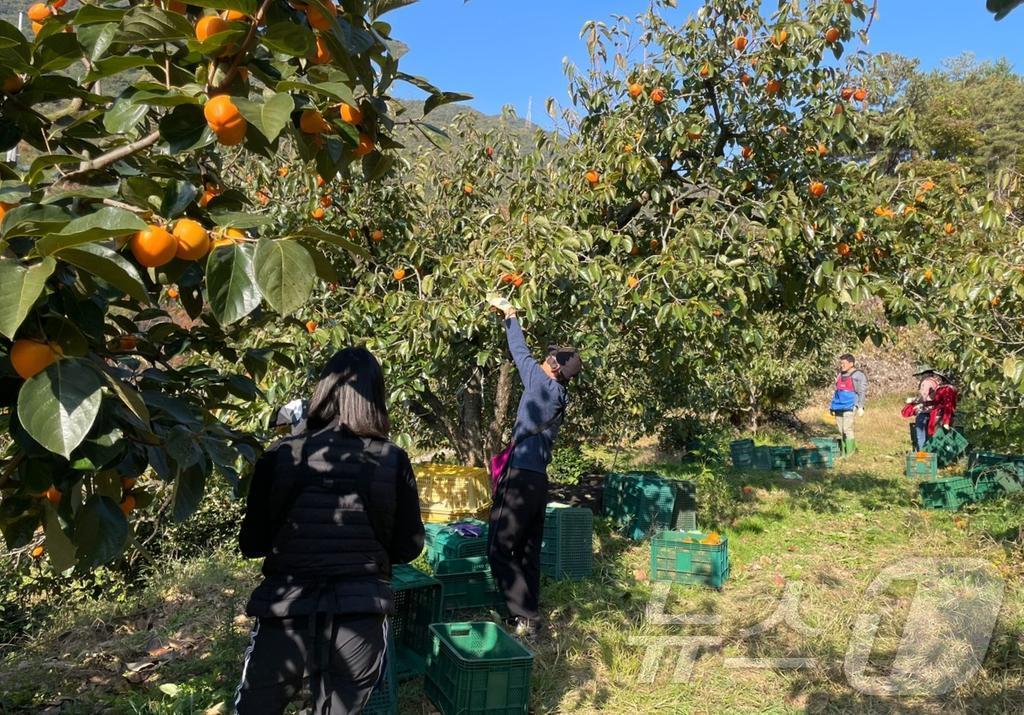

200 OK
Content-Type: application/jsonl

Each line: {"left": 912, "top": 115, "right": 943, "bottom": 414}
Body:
{"left": 235, "top": 347, "right": 424, "bottom": 714}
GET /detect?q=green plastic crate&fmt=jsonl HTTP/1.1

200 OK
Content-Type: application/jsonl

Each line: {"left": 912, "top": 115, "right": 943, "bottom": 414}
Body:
{"left": 650, "top": 530, "right": 729, "bottom": 589}
{"left": 433, "top": 556, "right": 503, "bottom": 614}
{"left": 670, "top": 480, "right": 697, "bottom": 531}
{"left": 972, "top": 474, "right": 1005, "bottom": 501}
{"left": 905, "top": 451, "right": 938, "bottom": 480}
{"left": 364, "top": 626, "right": 397, "bottom": 714}
{"left": 425, "top": 519, "right": 489, "bottom": 566}
{"left": 751, "top": 446, "right": 773, "bottom": 470}
{"left": 623, "top": 475, "right": 677, "bottom": 541}
{"left": 794, "top": 447, "right": 834, "bottom": 469}
{"left": 923, "top": 429, "right": 969, "bottom": 468}
{"left": 919, "top": 476, "right": 976, "bottom": 510}
{"left": 603, "top": 471, "right": 659, "bottom": 523}
{"left": 769, "top": 446, "right": 795, "bottom": 470}
{"left": 811, "top": 437, "right": 841, "bottom": 460}
{"left": 391, "top": 564, "right": 443, "bottom": 681}
{"left": 540, "top": 504, "right": 593, "bottom": 580}
{"left": 729, "top": 439, "right": 755, "bottom": 468}
{"left": 425, "top": 622, "right": 534, "bottom": 715}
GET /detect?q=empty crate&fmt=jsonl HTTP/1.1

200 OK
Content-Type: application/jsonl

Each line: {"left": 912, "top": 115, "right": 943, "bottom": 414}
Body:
{"left": 391, "top": 564, "right": 443, "bottom": 681}
{"left": 425, "top": 622, "right": 534, "bottom": 715}
{"left": 540, "top": 504, "right": 593, "bottom": 580}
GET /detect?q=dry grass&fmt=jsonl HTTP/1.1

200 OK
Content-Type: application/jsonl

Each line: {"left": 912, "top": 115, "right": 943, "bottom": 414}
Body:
{"left": 1, "top": 395, "right": 1022, "bottom": 714}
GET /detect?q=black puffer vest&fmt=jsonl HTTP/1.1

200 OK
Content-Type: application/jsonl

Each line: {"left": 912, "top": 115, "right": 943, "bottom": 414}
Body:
{"left": 245, "top": 428, "right": 400, "bottom": 617}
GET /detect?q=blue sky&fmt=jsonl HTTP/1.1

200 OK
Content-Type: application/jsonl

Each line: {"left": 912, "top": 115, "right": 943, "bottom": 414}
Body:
{"left": 386, "top": 1, "right": 1024, "bottom": 122}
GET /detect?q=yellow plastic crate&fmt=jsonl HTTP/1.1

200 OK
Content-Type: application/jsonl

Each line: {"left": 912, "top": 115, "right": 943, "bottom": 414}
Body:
{"left": 415, "top": 463, "right": 491, "bottom": 524}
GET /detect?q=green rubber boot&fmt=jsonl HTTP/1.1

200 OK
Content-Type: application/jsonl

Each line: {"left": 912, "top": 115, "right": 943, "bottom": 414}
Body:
{"left": 844, "top": 437, "right": 857, "bottom": 456}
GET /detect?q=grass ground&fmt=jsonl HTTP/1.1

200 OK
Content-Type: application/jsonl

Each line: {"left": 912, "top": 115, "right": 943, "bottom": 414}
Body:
{"left": 1, "top": 395, "right": 1022, "bottom": 713}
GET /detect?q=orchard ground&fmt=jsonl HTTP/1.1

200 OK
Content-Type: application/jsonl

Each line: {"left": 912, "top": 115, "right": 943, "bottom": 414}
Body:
{"left": 1, "top": 394, "right": 1022, "bottom": 714}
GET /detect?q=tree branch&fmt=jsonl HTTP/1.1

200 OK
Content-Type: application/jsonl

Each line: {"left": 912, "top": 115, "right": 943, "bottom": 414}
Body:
{"left": 0, "top": 452, "right": 26, "bottom": 490}
{"left": 210, "top": 0, "right": 276, "bottom": 93}
{"left": 53, "top": 130, "right": 162, "bottom": 188}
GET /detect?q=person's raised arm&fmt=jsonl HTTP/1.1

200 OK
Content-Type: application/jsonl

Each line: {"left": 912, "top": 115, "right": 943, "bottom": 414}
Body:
{"left": 504, "top": 314, "right": 546, "bottom": 391}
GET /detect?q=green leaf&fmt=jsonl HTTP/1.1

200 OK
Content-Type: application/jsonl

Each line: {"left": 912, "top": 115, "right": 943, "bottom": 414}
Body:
{"left": 59, "top": 243, "right": 150, "bottom": 305}
{"left": 43, "top": 317, "right": 88, "bottom": 357}
{"left": 103, "top": 91, "right": 150, "bottom": 135}
{"left": 119, "top": 6, "right": 195, "bottom": 44}
{"left": 160, "top": 104, "right": 214, "bottom": 154}
{"left": 206, "top": 243, "right": 260, "bottom": 325}
{"left": 74, "top": 495, "right": 128, "bottom": 569}
{"left": 208, "top": 211, "right": 273, "bottom": 229}
{"left": 0, "top": 257, "right": 56, "bottom": 339}
{"left": 233, "top": 93, "right": 295, "bottom": 143}
{"left": 1, "top": 204, "right": 71, "bottom": 238}
{"left": 371, "top": 0, "right": 418, "bottom": 19}
{"left": 262, "top": 22, "right": 315, "bottom": 57}
{"left": 172, "top": 464, "right": 206, "bottom": 523}
{"left": 27, "top": 154, "right": 82, "bottom": 186}
{"left": 415, "top": 122, "right": 450, "bottom": 150}
{"left": 33, "top": 32, "right": 82, "bottom": 73}
{"left": 178, "top": 0, "right": 257, "bottom": 12}
{"left": 291, "top": 226, "right": 371, "bottom": 259}
{"left": 17, "top": 359, "right": 103, "bottom": 459}
{"left": 43, "top": 502, "right": 76, "bottom": 572}
{"left": 254, "top": 238, "right": 316, "bottom": 316}
{"left": 275, "top": 80, "right": 355, "bottom": 104}
{"left": 85, "top": 56, "right": 160, "bottom": 83}
{"left": 74, "top": 5, "right": 128, "bottom": 25}
{"left": 423, "top": 91, "right": 473, "bottom": 116}
{"left": 35, "top": 207, "right": 148, "bottom": 256}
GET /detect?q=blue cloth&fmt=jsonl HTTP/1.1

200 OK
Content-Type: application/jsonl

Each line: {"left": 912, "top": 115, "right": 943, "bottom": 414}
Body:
{"left": 915, "top": 411, "right": 931, "bottom": 451}
{"left": 505, "top": 317, "right": 567, "bottom": 474}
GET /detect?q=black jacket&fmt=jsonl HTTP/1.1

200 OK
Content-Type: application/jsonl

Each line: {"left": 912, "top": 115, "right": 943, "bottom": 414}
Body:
{"left": 238, "top": 425, "right": 424, "bottom": 617}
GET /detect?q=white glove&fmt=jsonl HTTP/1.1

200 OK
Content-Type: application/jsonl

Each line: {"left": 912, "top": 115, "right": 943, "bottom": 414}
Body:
{"left": 857, "top": 407, "right": 865, "bottom": 417}
{"left": 943, "top": 423, "right": 951, "bottom": 431}
{"left": 905, "top": 397, "right": 915, "bottom": 404}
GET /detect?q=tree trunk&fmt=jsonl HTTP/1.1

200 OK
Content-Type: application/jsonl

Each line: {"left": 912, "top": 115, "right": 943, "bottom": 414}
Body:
{"left": 485, "top": 361, "right": 515, "bottom": 457}
{"left": 456, "top": 366, "right": 486, "bottom": 466}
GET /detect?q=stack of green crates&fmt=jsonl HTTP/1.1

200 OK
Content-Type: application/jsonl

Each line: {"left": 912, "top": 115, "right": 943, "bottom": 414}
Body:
{"left": 794, "top": 446, "right": 835, "bottom": 469}
{"left": 751, "top": 446, "right": 773, "bottom": 470}
{"left": 425, "top": 622, "right": 534, "bottom": 715}
{"left": 540, "top": 504, "right": 593, "bottom": 580}
{"left": 905, "top": 451, "right": 938, "bottom": 479}
{"left": 968, "top": 460, "right": 1024, "bottom": 496}
{"left": 425, "top": 519, "right": 488, "bottom": 566}
{"left": 919, "top": 476, "right": 976, "bottom": 510}
{"left": 729, "top": 439, "right": 755, "bottom": 468}
{"left": 969, "top": 451, "right": 1024, "bottom": 469}
{"left": 433, "top": 555, "right": 503, "bottom": 615}
{"left": 769, "top": 446, "right": 795, "bottom": 469}
{"left": 923, "top": 428, "right": 969, "bottom": 468}
{"left": 391, "top": 565, "right": 443, "bottom": 681}
{"left": 811, "top": 437, "right": 842, "bottom": 461}
{"left": 650, "top": 530, "right": 729, "bottom": 589}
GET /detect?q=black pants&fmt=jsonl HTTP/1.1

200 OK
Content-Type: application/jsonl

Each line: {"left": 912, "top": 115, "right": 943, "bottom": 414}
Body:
{"left": 234, "top": 613, "right": 387, "bottom": 715}
{"left": 488, "top": 467, "right": 548, "bottom": 621}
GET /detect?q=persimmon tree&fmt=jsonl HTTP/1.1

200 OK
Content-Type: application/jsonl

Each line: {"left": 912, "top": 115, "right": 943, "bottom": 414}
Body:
{"left": 0, "top": 0, "right": 464, "bottom": 570}
{"left": 247, "top": 0, "right": 888, "bottom": 463}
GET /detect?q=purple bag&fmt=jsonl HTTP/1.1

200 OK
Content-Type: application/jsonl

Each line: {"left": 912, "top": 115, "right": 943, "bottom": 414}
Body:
{"left": 489, "top": 442, "right": 515, "bottom": 496}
